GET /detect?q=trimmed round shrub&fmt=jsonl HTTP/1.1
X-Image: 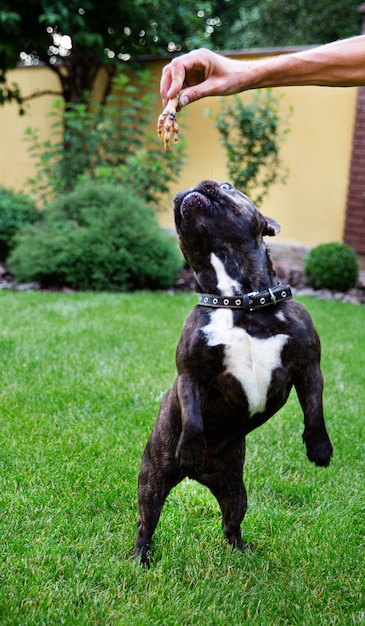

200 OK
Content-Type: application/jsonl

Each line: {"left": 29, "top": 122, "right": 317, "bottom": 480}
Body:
{"left": 304, "top": 242, "right": 359, "bottom": 291}
{"left": 0, "top": 187, "right": 40, "bottom": 262}
{"left": 8, "top": 182, "right": 183, "bottom": 291}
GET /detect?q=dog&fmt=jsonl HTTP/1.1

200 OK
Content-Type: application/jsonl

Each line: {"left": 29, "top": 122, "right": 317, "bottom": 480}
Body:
{"left": 133, "top": 180, "right": 333, "bottom": 567}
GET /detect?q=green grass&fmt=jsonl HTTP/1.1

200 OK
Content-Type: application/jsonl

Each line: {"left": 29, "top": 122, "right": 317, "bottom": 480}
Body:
{"left": 0, "top": 290, "right": 364, "bottom": 625}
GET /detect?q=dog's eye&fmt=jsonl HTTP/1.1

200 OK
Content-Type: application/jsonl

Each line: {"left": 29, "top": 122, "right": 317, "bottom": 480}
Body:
{"left": 220, "top": 183, "right": 233, "bottom": 191}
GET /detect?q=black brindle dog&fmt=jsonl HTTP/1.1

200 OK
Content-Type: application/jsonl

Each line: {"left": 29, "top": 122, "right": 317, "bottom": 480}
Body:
{"left": 133, "top": 180, "right": 333, "bottom": 567}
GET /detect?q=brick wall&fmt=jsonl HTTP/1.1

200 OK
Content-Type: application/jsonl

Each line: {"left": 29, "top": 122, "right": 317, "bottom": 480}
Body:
{"left": 344, "top": 86, "right": 365, "bottom": 254}
{"left": 344, "top": 4, "right": 365, "bottom": 254}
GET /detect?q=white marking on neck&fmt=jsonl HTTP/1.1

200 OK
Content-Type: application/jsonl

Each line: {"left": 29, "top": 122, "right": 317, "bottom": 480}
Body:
{"left": 202, "top": 309, "right": 289, "bottom": 417}
{"left": 210, "top": 252, "right": 240, "bottom": 296}
{"left": 275, "top": 310, "right": 286, "bottom": 322}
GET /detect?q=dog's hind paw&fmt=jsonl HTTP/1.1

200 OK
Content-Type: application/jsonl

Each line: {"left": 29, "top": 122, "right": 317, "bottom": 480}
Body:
{"left": 227, "top": 535, "right": 250, "bottom": 553}
{"left": 131, "top": 545, "right": 150, "bottom": 569}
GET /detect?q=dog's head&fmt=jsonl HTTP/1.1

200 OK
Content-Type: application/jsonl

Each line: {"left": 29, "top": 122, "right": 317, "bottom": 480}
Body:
{"left": 174, "top": 180, "right": 280, "bottom": 274}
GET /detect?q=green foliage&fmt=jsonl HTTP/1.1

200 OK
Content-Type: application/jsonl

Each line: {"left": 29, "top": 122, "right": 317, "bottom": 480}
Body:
{"left": 0, "top": 1, "right": 242, "bottom": 68}
{"left": 229, "top": 0, "right": 361, "bottom": 48}
{"left": 8, "top": 182, "right": 183, "bottom": 291}
{"left": 0, "top": 70, "right": 24, "bottom": 113}
{"left": 215, "top": 89, "right": 293, "bottom": 205}
{"left": 0, "top": 1, "right": 243, "bottom": 108}
{"left": 0, "top": 1, "right": 361, "bottom": 109}
{"left": 304, "top": 242, "right": 359, "bottom": 291}
{"left": 0, "top": 186, "right": 40, "bottom": 262}
{"left": 25, "top": 72, "right": 186, "bottom": 209}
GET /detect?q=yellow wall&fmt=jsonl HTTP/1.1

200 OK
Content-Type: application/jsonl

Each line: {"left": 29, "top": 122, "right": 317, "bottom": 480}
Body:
{"left": 0, "top": 66, "right": 61, "bottom": 190}
{"left": 0, "top": 56, "right": 357, "bottom": 247}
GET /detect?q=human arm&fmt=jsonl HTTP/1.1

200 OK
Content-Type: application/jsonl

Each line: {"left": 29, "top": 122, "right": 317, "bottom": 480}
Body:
{"left": 160, "top": 36, "right": 365, "bottom": 108}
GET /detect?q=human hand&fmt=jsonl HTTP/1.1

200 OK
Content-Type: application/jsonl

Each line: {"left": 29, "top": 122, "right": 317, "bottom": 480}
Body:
{"left": 160, "top": 48, "right": 245, "bottom": 109}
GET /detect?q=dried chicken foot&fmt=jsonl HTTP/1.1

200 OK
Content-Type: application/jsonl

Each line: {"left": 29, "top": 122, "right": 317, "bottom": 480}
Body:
{"left": 157, "top": 96, "right": 179, "bottom": 149}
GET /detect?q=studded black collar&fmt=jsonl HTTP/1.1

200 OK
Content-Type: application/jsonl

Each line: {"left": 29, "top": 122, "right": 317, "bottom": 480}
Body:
{"left": 197, "top": 284, "right": 292, "bottom": 311}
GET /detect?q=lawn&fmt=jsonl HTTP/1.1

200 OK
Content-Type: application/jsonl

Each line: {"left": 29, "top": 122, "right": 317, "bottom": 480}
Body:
{"left": 0, "top": 290, "right": 364, "bottom": 625}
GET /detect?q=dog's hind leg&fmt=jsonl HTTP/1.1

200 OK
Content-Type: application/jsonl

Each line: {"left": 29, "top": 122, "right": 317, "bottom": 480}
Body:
{"left": 133, "top": 386, "right": 184, "bottom": 567}
{"left": 294, "top": 363, "right": 333, "bottom": 467}
{"left": 211, "top": 473, "right": 248, "bottom": 551}
{"left": 132, "top": 443, "right": 181, "bottom": 568}
{"left": 199, "top": 437, "right": 248, "bottom": 551}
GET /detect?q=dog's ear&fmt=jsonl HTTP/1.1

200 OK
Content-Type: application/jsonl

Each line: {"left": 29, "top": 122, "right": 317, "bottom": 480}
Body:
{"left": 261, "top": 215, "right": 281, "bottom": 237}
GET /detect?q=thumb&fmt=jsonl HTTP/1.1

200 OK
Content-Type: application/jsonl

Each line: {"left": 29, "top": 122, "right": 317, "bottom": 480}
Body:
{"left": 177, "top": 85, "right": 209, "bottom": 107}
{"left": 179, "top": 92, "right": 190, "bottom": 107}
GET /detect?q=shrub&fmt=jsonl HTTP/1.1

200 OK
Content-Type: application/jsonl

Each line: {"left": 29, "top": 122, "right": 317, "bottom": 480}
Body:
{"left": 8, "top": 182, "right": 183, "bottom": 291}
{"left": 25, "top": 73, "right": 186, "bottom": 210}
{"left": 304, "top": 242, "right": 359, "bottom": 291}
{"left": 215, "top": 89, "right": 293, "bottom": 206}
{"left": 0, "top": 187, "right": 40, "bottom": 262}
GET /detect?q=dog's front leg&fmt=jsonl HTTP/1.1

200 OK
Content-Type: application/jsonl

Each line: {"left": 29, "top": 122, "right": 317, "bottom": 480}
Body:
{"left": 295, "top": 363, "right": 333, "bottom": 467}
{"left": 175, "top": 373, "right": 206, "bottom": 474}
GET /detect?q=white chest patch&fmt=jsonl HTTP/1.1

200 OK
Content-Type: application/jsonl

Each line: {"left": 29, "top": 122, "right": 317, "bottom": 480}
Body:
{"left": 202, "top": 309, "right": 289, "bottom": 416}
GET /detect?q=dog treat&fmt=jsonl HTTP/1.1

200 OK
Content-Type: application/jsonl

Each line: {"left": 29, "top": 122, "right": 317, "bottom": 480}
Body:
{"left": 157, "top": 96, "right": 179, "bottom": 149}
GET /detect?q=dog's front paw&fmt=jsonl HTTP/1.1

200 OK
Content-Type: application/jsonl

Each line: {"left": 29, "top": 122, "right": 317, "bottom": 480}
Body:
{"left": 305, "top": 437, "right": 333, "bottom": 467}
{"left": 175, "top": 432, "right": 206, "bottom": 475}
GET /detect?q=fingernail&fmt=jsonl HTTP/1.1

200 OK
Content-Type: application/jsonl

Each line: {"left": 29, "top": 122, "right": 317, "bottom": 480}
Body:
{"left": 179, "top": 94, "right": 189, "bottom": 107}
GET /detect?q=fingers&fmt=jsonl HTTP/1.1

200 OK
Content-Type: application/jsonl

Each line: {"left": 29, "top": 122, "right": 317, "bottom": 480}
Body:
{"left": 160, "top": 66, "right": 183, "bottom": 106}
{"left": 160, "top": 49, "right": 243, "bottom": 109}
{"left": 160, "top": 61, "right": 183, "bottom": 107}
{"left": 160, "top": 49, "right": 213, "bottom": 108}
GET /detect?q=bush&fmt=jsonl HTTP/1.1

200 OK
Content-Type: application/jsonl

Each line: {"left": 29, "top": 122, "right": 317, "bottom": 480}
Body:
{"left": 25, "top": 73, "right": 186, "bottom": 210}
{"left": 8, "top": 183, "right": 183, "bottom": 291}
{"left": 0, "top": 187, "right": 40, "bottom": 262}
{"left": 304, "top": 242, "right": 359, "bottom": 291}
{"left": 215, "top": 89, "right": 293, "bottom": 206}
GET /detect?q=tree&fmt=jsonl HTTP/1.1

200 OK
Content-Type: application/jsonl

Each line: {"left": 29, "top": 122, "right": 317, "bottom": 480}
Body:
{"left": 0, "top": 1, "right": 146, "bottom": 106}
{"left": 228, "top": 0, "right": 361, "bottom": 49}
{"left": 0, "top": 0, "right": 243, "bottom": 107}
{"left": 0, "top": 1, "right": 361, "bottom": 109}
